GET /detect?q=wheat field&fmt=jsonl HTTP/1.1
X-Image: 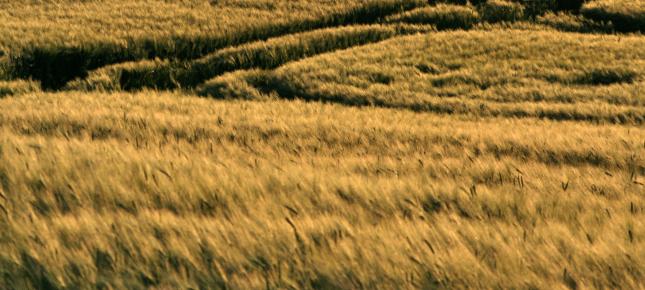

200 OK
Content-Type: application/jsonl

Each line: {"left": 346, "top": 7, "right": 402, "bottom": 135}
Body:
{"left": 0, "top": 0, "right": 643, "bottom": 289}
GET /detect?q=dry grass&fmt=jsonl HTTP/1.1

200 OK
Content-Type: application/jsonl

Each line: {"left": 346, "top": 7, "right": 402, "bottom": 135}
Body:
{"left": 0, "top": 0, "right": 627, "bottom": 89}
{"left": 200, "top": 29, "right": 645, "bottom": 124}
{"left": 0, "top": 92, "right": 643, "bottom": 289}
{"left": 1, "top": 0, "right": 644, "bottom": 289}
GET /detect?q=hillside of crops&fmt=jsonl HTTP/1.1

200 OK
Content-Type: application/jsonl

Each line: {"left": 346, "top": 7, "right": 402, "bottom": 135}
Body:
{"left": 0, "top": 0, "right": 643, "bottom": 289}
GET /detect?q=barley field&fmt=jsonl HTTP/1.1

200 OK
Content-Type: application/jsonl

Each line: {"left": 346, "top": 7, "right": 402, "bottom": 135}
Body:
{"left": 0, "top": 0, "right": 643, "bottom": 289}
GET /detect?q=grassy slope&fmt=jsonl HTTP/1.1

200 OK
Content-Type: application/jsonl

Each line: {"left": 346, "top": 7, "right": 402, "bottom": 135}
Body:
{"left": 0, "top": 92, "right": 643, "bottom": 289}
{"left": 203, "top": 29, "right": 645, "bottom": 124}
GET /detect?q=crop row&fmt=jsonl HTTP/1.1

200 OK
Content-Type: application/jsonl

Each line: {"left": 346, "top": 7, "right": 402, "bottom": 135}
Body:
{"left": 67, "top": 24, "right": 436, "bottom": 91}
